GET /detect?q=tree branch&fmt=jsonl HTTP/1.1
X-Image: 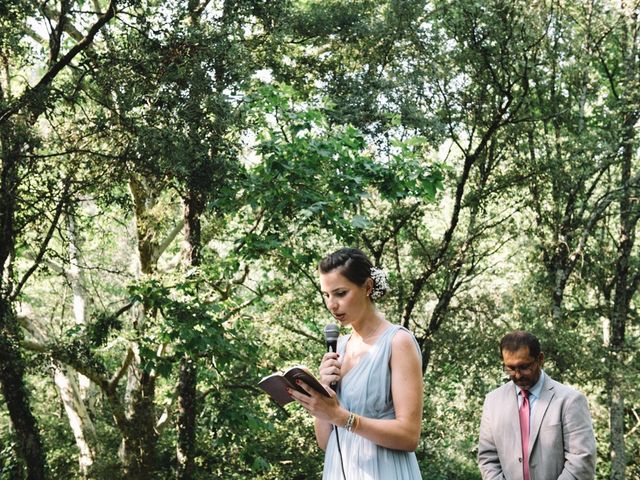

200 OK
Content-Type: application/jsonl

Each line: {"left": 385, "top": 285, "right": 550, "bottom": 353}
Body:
{"left": 151, "top": 220, "right": 185, "bottom": 264}
{"left": 0, "top": 0, "right": 118, "bottom": 125}
{"left": 109, "top": 348, "right": 134, "bottom": 389}
{"left": 11, "top": 178, "right": 72, "bottom": 300}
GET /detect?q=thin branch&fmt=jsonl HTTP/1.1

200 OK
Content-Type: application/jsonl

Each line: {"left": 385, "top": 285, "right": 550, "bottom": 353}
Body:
{"left": 221, "top": 296, "right": 260, "bottom": 322}
{"left": 151, "top": 220, "right": 185, "bottom": 264}
{"left": 11, "top": 179, "right": 72, "bottom": 300}
{"left": 155, "top": 384, "right": 179, "bottom": 432}
{"left": 0, "top": 0, "right": 118, "bottom": 124}
{"left": 113, "top": 301, "right": 134, "bottom": 319}
{"left": 25, "top": 25, "right": 46, "bottom": 45}
{"left": 21, "top": 339, "right": 48, "bottom": 353}
{"left": 625, "top": 409, "right": 640, "bottom": 439}
{"left": 42, "top": 3, "right": 85, "bottom": 42}
{"left": 109, "top": 348, "right": 134, "bottom": 389}
{"left": 284, "top": 325, "right": 321, "bottom": 344}
{"left": 234, "top": 206, "right": 266, "bottom": 254}
{"left": 402, "top": 108, "right": 507, "bottom": 324}
{"left": 21, "top": 339, "right": 110, "bottom": 391}
{"left": 23, "top": 252, "right": 64, "bottom": 275}
{"left": 22, "top": 149, "right": 123, "bottom": 160}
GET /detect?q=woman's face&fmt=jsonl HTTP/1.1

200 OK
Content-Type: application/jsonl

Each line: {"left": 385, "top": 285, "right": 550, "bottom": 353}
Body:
{"left": 319, "top": 269, "right": 372, "bottom": 326}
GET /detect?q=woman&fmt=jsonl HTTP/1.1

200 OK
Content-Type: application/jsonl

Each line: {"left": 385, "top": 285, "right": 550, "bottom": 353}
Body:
{"left": 288, "top": 248, "right": 423, "bottom": 479}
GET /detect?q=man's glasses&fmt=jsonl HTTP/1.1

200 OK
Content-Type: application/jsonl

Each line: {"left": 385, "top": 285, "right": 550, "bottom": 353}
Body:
{"left": 503, "top": 362, "right": 536, "bottom": 375}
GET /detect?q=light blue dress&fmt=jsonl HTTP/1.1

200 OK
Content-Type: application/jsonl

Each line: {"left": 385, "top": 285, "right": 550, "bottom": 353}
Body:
{"left": 322, "top": 324, "right": 423, "bottom": 479}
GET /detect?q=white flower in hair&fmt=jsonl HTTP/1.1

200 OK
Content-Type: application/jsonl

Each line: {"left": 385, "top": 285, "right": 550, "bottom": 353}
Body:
{"left": 369, "top": 267, "right": 389, "bottom": 300}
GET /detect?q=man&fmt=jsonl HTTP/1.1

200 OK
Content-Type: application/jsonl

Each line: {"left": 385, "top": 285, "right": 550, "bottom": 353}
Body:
{"left": 478, "top": 331, "right": 596, "bottom": 480}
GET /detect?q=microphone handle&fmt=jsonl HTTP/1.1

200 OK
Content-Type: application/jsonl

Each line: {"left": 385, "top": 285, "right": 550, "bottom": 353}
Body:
{"left": 327, "top": 342, "right": 338, "bottom": 390}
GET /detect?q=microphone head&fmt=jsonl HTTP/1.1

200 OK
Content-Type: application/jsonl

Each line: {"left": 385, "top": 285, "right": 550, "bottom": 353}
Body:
{"left": 324, "top": 323, "right": 340, "bottom": 384}
{"left": 324, "top": 323, "right": 339, "bottom": 342}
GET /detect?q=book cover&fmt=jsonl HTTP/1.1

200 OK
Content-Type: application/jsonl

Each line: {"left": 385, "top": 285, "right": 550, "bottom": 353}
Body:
{"left": 258, "top": 365, "right": 330, "bottom": 407}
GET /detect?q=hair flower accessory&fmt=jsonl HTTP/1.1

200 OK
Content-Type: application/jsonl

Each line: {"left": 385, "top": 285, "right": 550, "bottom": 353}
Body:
{"left": 369, "top": 267, "right": 389, "bottom": 300}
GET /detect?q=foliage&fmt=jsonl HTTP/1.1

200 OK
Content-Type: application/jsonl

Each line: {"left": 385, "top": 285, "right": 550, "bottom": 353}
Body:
{"left": 0, "top": 1, "right": 638, "bottom": 479}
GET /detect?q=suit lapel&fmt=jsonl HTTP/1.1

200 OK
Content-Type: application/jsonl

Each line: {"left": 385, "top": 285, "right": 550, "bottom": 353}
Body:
{"left": 529, "top": 375, "right": 555, "bottom": 454}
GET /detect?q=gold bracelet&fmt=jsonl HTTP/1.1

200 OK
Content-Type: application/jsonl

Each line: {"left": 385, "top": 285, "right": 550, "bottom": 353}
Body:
{"left": 351, "top": 414, "right": 360, "bottom": 433}
{"left": 343, "top": 412, "right": 355, "bottom": 431}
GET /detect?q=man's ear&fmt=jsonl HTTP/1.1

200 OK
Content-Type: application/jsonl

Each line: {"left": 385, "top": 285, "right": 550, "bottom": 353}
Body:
{"left": 538, "top": 352, "right": 545, "bottom": 366}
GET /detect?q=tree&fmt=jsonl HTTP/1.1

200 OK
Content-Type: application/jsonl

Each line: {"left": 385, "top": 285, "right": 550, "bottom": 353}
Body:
{"left": 0, "top": 1, "right": 117, "bottom": 477}
{"left": 1, "top": 2, "right": 639, "bottom": 478}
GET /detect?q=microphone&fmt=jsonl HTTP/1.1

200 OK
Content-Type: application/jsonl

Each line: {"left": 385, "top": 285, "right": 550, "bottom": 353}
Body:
{"left": 324, "top": 323, "right": 340, "bottom": 390}
{"left": 324, "top": 323, "right": 339, "bottom": 352}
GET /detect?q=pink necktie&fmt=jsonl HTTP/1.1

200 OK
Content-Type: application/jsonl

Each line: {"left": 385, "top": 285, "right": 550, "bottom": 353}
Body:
{"left": 519, "top": 390, "right": 530, "bottom": 480}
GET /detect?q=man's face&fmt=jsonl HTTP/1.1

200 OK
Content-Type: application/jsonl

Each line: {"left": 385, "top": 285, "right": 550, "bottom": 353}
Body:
{"left": 501, "top": 346, "right": 544, "bottom": 390}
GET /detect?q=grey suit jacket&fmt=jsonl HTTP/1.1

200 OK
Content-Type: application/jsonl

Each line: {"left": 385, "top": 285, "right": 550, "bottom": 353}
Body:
{"left": 478, "top": 373, "right": 596, "bottom": 480}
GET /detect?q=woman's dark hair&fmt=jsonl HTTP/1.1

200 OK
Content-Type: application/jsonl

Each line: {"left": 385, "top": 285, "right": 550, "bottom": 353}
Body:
{"left": 499, "top": 330, "right": 541, "bottom": 358}
{"left": 319, "top": 248, "right": 372, "bottom": 286}
{"left": 319, "top": 248, "right": 387, "bottom": 299}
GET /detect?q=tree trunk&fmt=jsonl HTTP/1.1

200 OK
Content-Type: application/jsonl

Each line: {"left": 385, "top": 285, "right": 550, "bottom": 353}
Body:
{"left": 119, "top": 175, "right": 162, "bottom": 478}
{"left": 20, "top": 292, "right": 98, "bottom": 479}
{"left": 121, "top": 366, "right": 158, "bottom": 480}
{"left": 0, "top": 137, "right": 47, "bottom": 480}
{"left": 608, "top": 121, "right": 635, "bottom": 480}
{"left": 62, "top": 212, "right": 100, "bottom": 477}
{"left": 0, "top": 300, "right": 47, "bottom": 480}
{"left": 176, "top": 191, "right": 204, "bottom": 479}
{"left": 53, "top": 364, "right": 97, "bottom": 477}
{"left": 66, "top": 213, "right": 95, "bottom": 408}
{"left": 177, "top": 359, "right": 197, "bottom": 479}
{"left": 608, "top": 348, "right": 626, "bottom": 480}
{"left": 607, "top": 0, "right": 639, "bottom": 463}
{"left": 609, "top": 253, "right": 629, "bottom": 480}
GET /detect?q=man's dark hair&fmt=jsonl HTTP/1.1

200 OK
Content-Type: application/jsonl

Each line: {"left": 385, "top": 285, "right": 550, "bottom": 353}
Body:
{"left": 499, "top": 330, "right": 541, "bottom": 358}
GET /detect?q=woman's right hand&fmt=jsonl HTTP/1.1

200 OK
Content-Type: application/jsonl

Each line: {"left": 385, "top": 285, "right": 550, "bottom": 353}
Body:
{"left": 318, "top": 352, "right": 341, "bottom": 389}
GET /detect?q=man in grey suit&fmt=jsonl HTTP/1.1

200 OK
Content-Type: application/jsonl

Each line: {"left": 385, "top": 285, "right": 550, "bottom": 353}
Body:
{"left": 478, "top": 331, "right": 596, "bottom": 480}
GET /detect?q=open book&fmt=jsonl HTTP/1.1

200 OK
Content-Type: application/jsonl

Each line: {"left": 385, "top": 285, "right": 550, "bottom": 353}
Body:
{"left": 258, "top": 365, "right": 330, "bottom": 407}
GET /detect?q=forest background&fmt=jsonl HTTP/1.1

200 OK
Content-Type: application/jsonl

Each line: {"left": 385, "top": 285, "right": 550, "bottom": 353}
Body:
{"left": 0, "top": 0, "right": 638, "bottom": 479}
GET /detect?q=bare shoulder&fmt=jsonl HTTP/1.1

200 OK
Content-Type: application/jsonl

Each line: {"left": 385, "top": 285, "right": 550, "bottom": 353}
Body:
{"left": 391, "top": 328, "right": 417, "bottom": 347}
{"left": 390, "top": 328, "right": 422, "bottom": 388}
{"left": 391, "top": 328, "right": 421, "bottom": 360}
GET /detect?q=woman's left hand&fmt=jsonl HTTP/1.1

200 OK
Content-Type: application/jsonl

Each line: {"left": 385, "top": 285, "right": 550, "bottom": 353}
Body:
{"left": 288, "top": 380, "right": 343, "bottom": 425}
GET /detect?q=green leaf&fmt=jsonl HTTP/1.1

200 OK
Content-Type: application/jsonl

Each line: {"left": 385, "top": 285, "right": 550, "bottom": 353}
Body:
{"left": 350, "top": 215, "right": 371, "bottom": 229}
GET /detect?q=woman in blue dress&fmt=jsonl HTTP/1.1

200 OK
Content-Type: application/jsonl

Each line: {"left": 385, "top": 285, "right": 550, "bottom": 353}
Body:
{"left": 288, "top": 248, "right": 423, "bottom": 479}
